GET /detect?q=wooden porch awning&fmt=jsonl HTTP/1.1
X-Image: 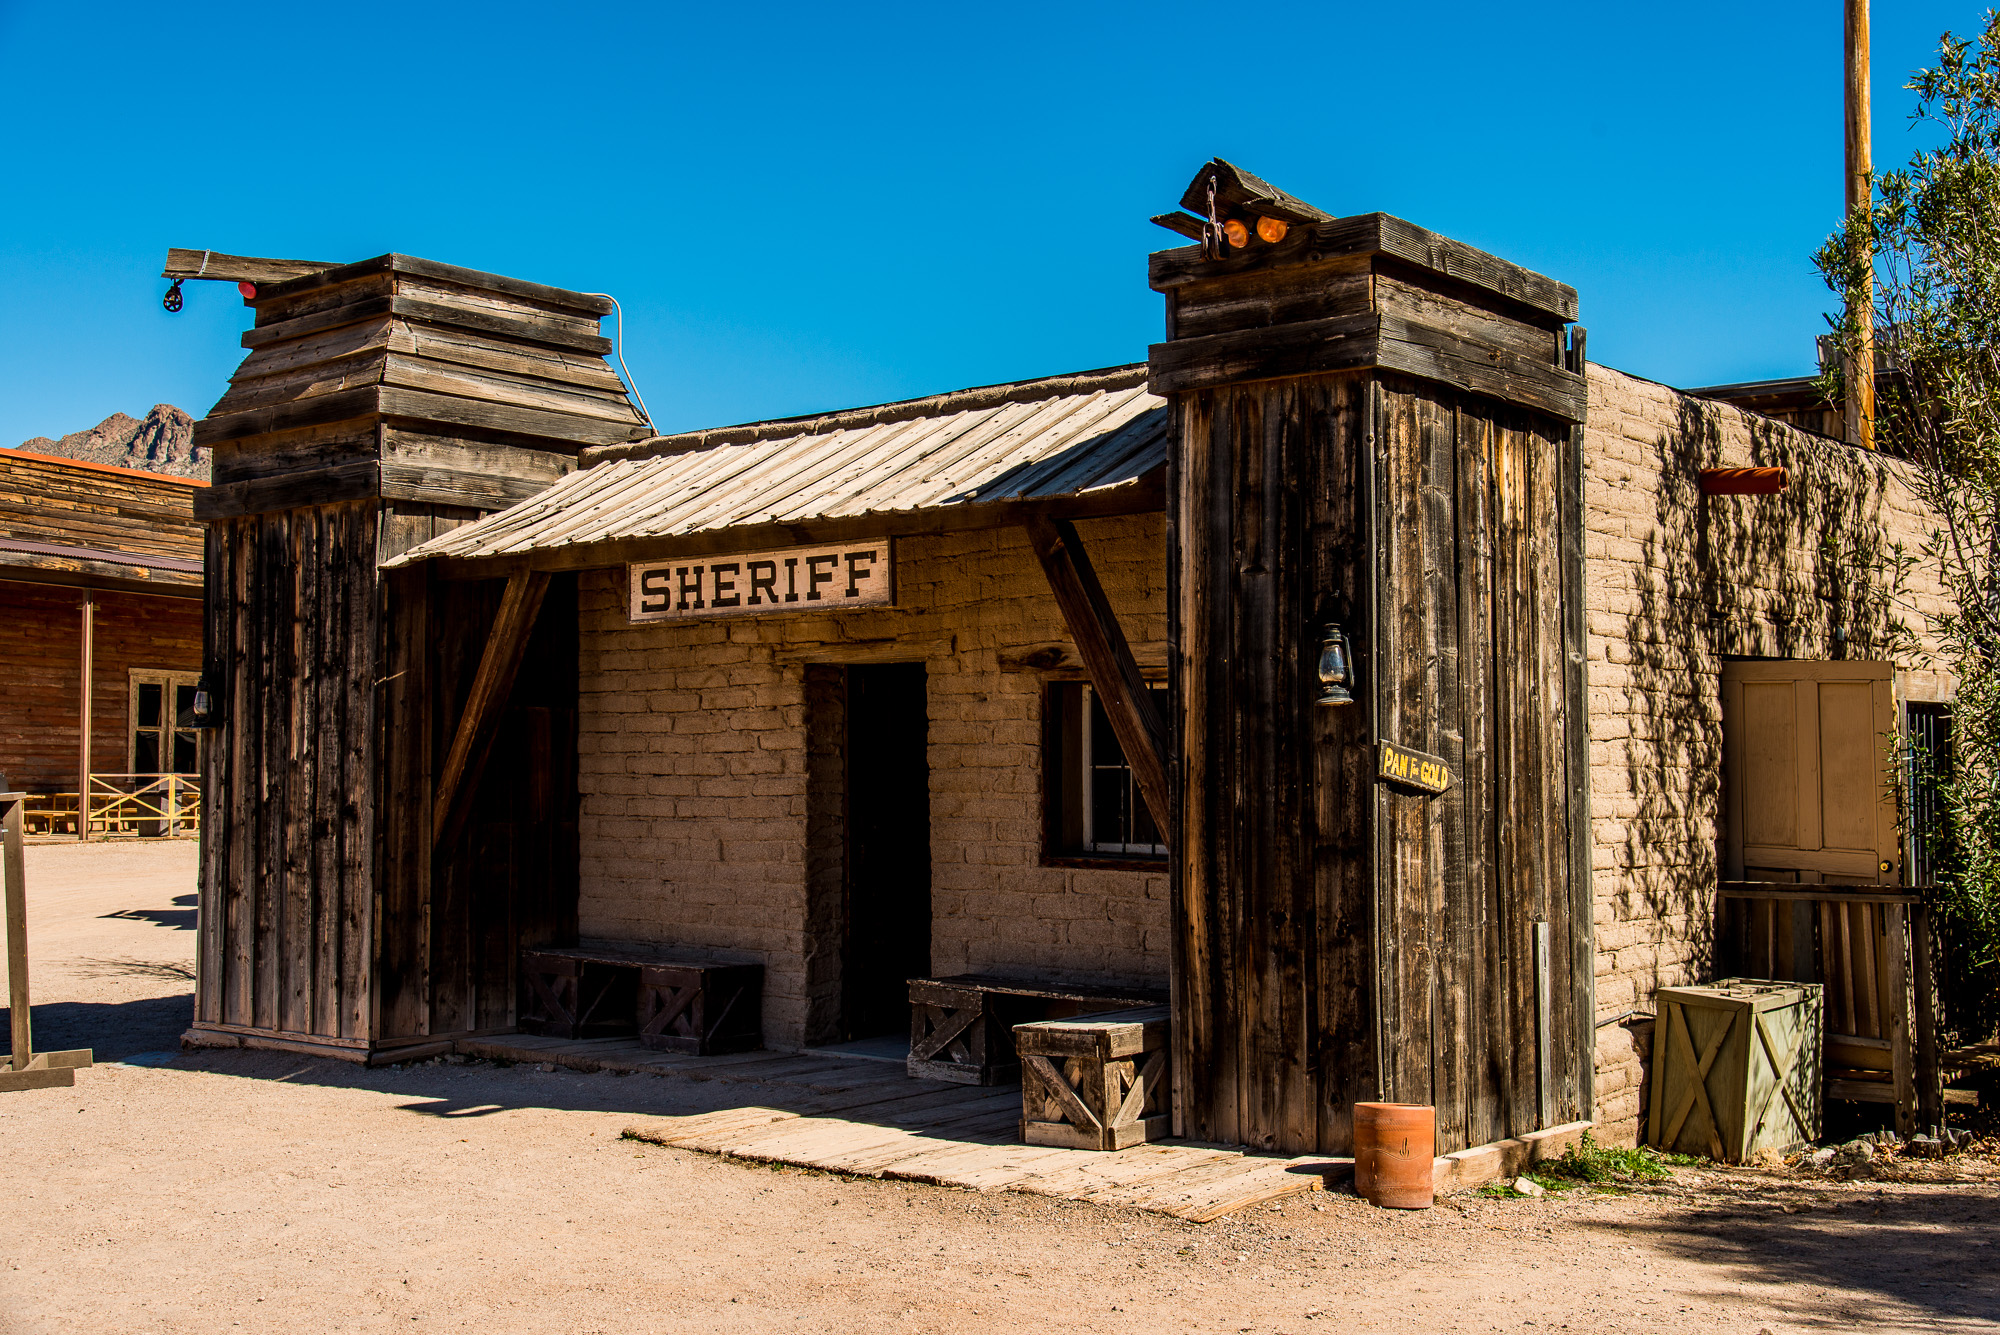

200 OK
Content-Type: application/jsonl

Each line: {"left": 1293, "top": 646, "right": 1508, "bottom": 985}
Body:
{"left": 381, "top": 365, "right": 1168, "bottom": 576}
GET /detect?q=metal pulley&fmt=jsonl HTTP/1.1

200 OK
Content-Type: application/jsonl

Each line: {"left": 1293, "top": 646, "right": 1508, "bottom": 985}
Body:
{"left": 1203, "top": 176, "right": 1225, "bottom": 261}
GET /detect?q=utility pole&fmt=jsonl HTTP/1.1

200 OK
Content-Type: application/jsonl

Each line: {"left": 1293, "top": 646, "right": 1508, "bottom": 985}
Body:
{"left": 1846, "top": 0, "right": 1875, "bottom": 449}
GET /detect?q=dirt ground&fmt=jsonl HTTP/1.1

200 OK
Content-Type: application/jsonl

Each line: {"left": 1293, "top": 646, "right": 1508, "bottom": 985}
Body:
{"left": 2, "top": 842, "right": 1997, "bottom": 1335}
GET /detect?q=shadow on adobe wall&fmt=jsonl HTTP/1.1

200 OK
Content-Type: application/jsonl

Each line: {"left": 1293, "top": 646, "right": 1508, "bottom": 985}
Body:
{"left": 1614, "top": 392, "right": 1909, "bottom": 1009}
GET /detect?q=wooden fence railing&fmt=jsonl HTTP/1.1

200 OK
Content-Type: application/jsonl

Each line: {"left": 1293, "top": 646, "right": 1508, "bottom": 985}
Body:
{"left": 1716, "top": 882, "right": 1942, "bottom": 1135}
{"left": 21, "top": 774, "right": 202, "bottom": 839}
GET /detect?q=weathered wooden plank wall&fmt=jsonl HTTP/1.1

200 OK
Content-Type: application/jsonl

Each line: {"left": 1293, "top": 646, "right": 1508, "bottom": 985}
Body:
{"left": 190, "top": 252, "right": 640, "bottom": 1057}
{"left": 1154, "top": 167, "right": 1591, "bottom": 1157}
{"left": 199, "top": 501, "right": 378, "bottom": 1040}
{"left": 0, "top": 582, "right": 203, "bottom": 791}
{"left": 1367, "top": 376, "right": 1589, "bottom": 1151}
{"left": 1172, "top": 375, "right": 1373, "bottom": 1154}
{"left": 200, "top": 503, "right": 580, "bottom": 1047}
{"left": 423, "top": 572, "right": 579, "bottom": 1039}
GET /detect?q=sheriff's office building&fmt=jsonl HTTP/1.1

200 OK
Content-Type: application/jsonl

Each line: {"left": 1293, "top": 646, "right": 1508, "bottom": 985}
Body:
{"left": 177, "top": 164, "right": 1948, "bottom": 1160}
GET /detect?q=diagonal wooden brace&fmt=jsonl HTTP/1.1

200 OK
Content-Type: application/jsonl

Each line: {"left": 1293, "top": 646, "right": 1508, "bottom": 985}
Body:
{"left": 1664, "top": 1005, "right": 1731, "bottom": 1159}
{"left": 1022, "top": 512, "right": 1171, "bottom": 842}
{"left": 433, "top": 571, "right": 551, "bottom": 850}
{"left": 911, "top": 1002, "right": 981, "bottom": 1063}
{"left": 1026, "top": 1053, "right": 1103, "bottom": 1133}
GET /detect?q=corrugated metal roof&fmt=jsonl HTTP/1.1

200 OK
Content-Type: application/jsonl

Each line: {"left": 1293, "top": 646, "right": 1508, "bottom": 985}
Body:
{"left": 387, "top": 364, "right": 1166, "bottom": 567}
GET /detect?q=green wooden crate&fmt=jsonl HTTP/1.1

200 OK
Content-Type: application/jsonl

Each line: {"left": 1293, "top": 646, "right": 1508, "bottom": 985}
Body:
{"left": 1647, "top": 978, "right": 1823, "bottom": 1162}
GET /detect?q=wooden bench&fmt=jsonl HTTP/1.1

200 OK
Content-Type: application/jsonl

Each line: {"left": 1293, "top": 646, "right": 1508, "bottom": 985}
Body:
{"left": 520, "top": 946, "right": 762, "bottom": 1054}
{"left": 907, "top": 974, "right": 1167, "bottom": 1086}
{"left": 1017, "top": 1005, "right": 1171, "bottom": 1151}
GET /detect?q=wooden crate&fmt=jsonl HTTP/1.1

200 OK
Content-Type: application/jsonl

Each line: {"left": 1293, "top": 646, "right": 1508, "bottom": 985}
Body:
{"left": 637, "top": 961, "right": 761, "bottom": 1055}
{"left": 1016, "top": 1005, "right": 1170, "bottom": 1151}
{"left": 518, "top": 948, "right": 639, "bottom": 1039}
{"left": 908, "top": 974, "right": 1165, "bottom": 1086}
{"left": 1648, "top": 979, "right": 1822, "bottom": 1162}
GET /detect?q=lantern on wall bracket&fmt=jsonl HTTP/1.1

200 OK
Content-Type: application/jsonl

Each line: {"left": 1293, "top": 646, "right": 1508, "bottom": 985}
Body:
{"left": 1314, "top": 624, "right": 1355, "bottom": 706}
{"left": 191, "top": 675, "right": 221, "bottom": 728}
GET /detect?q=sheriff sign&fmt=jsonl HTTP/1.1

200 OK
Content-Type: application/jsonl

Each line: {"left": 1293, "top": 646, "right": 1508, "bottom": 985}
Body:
{"left": 628, "top": 539, "right": 893, "bottom": 622}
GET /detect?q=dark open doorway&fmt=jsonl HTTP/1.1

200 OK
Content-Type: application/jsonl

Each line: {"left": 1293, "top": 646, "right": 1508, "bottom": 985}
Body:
{"left": 835, "top": 662, "right": 931, "bottom": 1041}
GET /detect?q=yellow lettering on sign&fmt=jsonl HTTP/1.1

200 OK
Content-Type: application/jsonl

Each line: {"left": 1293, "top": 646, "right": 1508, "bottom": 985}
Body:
{"left": 1377, "top": 741, "right": 1452, "bottom": 795}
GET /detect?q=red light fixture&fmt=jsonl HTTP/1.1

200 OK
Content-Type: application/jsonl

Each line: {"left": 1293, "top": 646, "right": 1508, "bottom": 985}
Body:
{"left": 1699, "top": 467, "right": 1788, "bottom": 496}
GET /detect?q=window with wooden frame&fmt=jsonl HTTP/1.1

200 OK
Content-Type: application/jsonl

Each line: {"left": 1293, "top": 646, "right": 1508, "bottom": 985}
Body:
{"left": 1043, "top": 680, "right": 1169, "bottom": 865}
{"left": 128, "top": 670, "right": 200, "bottom": 775}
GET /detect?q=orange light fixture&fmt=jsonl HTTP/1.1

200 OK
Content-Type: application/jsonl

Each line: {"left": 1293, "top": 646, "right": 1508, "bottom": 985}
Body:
{"left": 1222, "top": 218, "right": 1251, "bottom": 249}
{"left": 1256, "top": 216, "right": 1289, "bottom": 244}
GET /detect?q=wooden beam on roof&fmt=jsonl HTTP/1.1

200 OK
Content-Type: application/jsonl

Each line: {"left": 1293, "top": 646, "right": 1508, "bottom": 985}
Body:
{"left": 1176, "top": 159, "right": 1336, "bottom": 226}
{"left": 1022, "top": 512, "right": 1172, "bottom": 845}
{"left": 432, "top": 570, "right": 550, "bottom": 850}
{"left": 162, "top": 249, "right": 340, "bottom": 285}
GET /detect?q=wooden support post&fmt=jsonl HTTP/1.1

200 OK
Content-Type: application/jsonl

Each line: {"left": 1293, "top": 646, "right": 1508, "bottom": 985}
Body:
{"left": 5, "top": 795, "right": 31, "bottom": 1067}
{"left": 1022, "top": 513, "right": 1172, "bottom": 843}
{"left": 1911, "top": 903, "right": 1943, "bottom": 1131}
{"left": 431, "top": 571, "right": 550, "bottom": 849}
{"left": 1845, "top": 0, "right": 1875, "bottom": 450}
{"left": 1883, "top": 902, "right": 1917, "bottom": 1138}
{"left": 77, "top": 592, "right": 93, "bottom": 842}
{"left": 2, "top": 792, "right": 95, "bottom": 1091}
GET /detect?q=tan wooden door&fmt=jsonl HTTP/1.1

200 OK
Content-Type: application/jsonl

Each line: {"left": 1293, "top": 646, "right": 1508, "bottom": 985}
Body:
{"left": 1722, "top": 660, "right": 1899, "bottom": 885}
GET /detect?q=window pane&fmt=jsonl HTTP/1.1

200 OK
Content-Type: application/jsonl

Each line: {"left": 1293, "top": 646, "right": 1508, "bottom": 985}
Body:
{"left": 1077, "top": 685, "right": 1171, "bottom": 855}
{"left": 172, "top": 731, "right": 197, "bottom": 773}
{"left": 137, "top": 683, "right": 162, "bottom": 728}
{"left": 134, "top": 732, "right": 160, "bottom": 773}
{"left": 1091, "top": 760, "right": 1128, "bottom": 846}
{"left": 1131, "top": 779, "right": 1160, "bottom": 847}
{"left": 175, "top": 684, "right": 198, "bottom": 728}
{"left": 1089, "top": 692, "right": 1122, "bottom": 763}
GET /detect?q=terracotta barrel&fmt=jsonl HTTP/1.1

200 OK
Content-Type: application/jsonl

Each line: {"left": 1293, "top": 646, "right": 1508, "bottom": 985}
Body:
{"left": 1353, "top": 1102, "right": 1436, "bottom": 1209}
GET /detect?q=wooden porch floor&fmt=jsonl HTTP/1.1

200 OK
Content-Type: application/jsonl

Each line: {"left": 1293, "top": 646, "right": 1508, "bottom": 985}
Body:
{"left": 456, "top": 1032, "right": 1342, "bottom": 1222}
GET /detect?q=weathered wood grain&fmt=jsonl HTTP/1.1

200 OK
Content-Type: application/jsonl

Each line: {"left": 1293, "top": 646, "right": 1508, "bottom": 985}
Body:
{"left": 1175, "top": 158, "right": 1338, "bottom": 226}
{"left": 1148, "top": 213, "right": 1579, "bottom": 323}
{"left": 1155, "top": 190, "right": 1589, "bottom": 1155}
{"left": 256, "top": 253, "right": 614, "bottom": 318}
{"left": 162, "top": 248, "right": 337, "bottom": 285}
{"left": 432, "top": 571, "right": 551, "bottom": 849}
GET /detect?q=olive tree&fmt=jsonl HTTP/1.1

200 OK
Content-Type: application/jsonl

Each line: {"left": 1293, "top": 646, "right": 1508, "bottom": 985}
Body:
{"left": 1817, "top": 12, "right": 2000, "bottom": 1038}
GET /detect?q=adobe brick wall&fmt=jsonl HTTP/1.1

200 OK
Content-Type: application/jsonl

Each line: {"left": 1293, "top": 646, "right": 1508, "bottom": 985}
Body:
{"left": 574, "top": 515, "right": 1170, "bottom": 1048}
{"left": 1581, "top": 363, "right": 1949, "bottom": 1144}
{"left": 568, "top": 364, "right": 1949, "bottom": 1128}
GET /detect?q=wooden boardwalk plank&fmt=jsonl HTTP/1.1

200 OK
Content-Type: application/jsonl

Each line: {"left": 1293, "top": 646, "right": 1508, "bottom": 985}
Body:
{"left": 1022, "top": 1145, "right": 1239, "bottom": 1198}
{"left": 711, "top": 1121, "right": 932, "bottom": 1167}
{"left": 475, "top": 1031, "right": 1326, "bottom": 1221}
{"left": 1088, "top": 1153, "right": 1283, "bottom": 1208}
{"left": 1128, "top": 1157, "right": 1329, "bottom": 1221}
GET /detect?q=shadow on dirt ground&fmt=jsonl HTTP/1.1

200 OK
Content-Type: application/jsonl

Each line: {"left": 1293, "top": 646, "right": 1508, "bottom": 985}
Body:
{"left": 166, "top": 1046, "right": 877, "bottom": 1125}
{"left": 97, "top": 891, "right": 198, "bottom": 931}
{"left": 0, "top": 992, "right": 194, "bottom": 1062}
{"left": 1589, "top": 1186, "right": 2000, "bottom": 1329}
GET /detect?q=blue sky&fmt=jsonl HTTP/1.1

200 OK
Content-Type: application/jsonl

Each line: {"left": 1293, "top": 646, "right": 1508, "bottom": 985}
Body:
{"left": 0, "top": 1, "right": 1976, "bottom": 446}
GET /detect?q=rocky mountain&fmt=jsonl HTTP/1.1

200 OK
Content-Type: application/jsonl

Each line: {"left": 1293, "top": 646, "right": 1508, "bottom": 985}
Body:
{"left": 14, "top": 404, "right": 208, "bottom": 479}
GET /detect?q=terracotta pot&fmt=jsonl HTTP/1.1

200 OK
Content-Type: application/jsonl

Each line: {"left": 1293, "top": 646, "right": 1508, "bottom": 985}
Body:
{"left": 1353, "top": 1102, "right": 1436, "bottom": 1209}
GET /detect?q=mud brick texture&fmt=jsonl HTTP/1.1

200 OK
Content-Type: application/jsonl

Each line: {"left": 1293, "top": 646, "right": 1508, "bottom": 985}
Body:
{"left": 574, "top": 515, "right": 1170, "bottom": 1048}
{"left": 568, "top": 363, "right": 1946, "bottom": 1126}
{"left": 1580, "top": 364, "right": 1946, "bottom": 1143}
